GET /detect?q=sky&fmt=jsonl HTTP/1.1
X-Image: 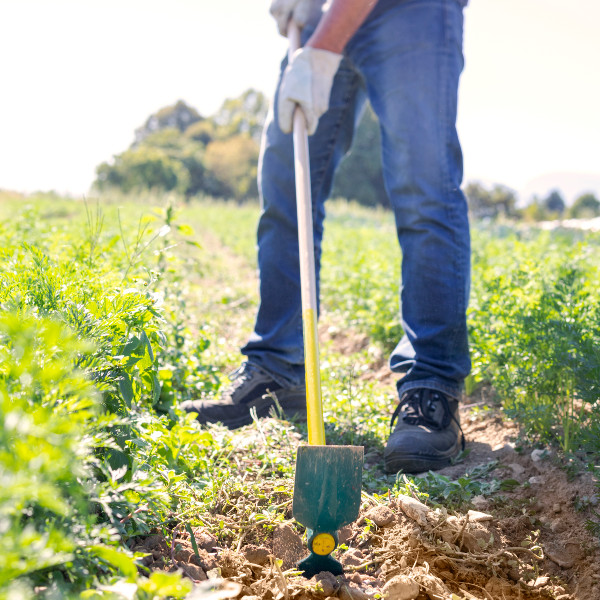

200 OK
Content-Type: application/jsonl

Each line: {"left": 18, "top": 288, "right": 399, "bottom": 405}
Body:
{"left": 1, "top": 0, "right": 599, "bottom": 204}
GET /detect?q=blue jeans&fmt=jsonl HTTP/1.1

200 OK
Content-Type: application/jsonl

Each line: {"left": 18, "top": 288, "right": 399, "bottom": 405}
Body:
{"left": 242, "top": 0, "right": 471, "bottom": 401}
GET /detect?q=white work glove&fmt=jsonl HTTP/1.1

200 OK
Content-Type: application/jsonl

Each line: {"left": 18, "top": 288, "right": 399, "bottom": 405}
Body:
{"left": 278, "top": 46, "right": 342, "bottom": 135}
{"left": 270, "top": 0, "right": 325, "bottom": 37}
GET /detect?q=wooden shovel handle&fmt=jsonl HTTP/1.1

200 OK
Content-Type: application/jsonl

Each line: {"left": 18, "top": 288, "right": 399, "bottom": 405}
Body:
{"left": 287, "top": 20, "right": 325, "bottom": 446}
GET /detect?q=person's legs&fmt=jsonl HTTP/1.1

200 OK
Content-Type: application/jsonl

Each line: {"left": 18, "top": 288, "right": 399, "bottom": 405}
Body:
{"left": 348, "top": 0, "right": 470, "bottom": 470}
{"left": 241, "top": 39, "right": 367, "bottom": 385}
{"left": 182, "top": 32, "right": 368, "bottom": 427}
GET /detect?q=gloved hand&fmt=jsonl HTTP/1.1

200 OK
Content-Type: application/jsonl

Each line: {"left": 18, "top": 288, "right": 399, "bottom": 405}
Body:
{"left": 278, "top": 46, "right": 342, "bottom": 135}
{"left": 270, "top": 0, "right": 325, "bottom": 37}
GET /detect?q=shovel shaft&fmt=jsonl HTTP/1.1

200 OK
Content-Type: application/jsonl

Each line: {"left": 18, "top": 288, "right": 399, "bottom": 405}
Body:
{"left": 288, "top": 22, "right": 325, "bottom": 446}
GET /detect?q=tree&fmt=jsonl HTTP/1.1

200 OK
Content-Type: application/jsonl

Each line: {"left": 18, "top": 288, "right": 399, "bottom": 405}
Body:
{"left": 568, "top": 192, "right": 600, "bottom": 219}
{"left": 542, "top": 189, "right": 566, "bottom": 216}
{"left": 95, "top": 146, "right": 189, "bottom": 194}
{"left": 134, "top": 100, "right": 202, "bottom": 145}
{"left": 464, "top": 182, "right": 517, "bottom": 219}
{"left": 203, "top": 134, "right": 259, "bottom": 200}
{"left": 212, "top": 89, "right": 269, "bottom": 143}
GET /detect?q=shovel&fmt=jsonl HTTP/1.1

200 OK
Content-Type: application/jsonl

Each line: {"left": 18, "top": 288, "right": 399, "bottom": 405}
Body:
{"left": 287, "top": 21, "right": 364, "bottom": 579}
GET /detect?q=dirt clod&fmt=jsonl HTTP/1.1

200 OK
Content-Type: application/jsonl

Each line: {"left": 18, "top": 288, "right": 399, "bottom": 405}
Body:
{"left": 273, "top": 523, "right": 305, "bottom": 570}
{"left": 312, "top": 572, "right": 338, "bottom": 597}
{"left": 242, "top": 544, "right": 271, "bottom": 566}
{"left": 381, "top": 575, "right": 420, "bottom": 600}
{"left": 365, "top": 505, "right": 396, "bottom": 527}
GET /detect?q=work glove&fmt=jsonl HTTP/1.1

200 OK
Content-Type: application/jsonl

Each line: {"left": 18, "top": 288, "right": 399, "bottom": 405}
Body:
{"left": 278, "top": 46, "right": 342, "bottom": 135}
{"left": 270, "top": 0, "right": 325, "bottom": 37}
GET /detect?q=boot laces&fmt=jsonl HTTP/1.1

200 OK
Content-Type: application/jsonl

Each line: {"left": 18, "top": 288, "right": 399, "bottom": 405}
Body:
{"left": 390, "top": 389, "right": 465, "bottom": 449}
{"left": 225, "top": 362, "right": 261, "bottom": 395}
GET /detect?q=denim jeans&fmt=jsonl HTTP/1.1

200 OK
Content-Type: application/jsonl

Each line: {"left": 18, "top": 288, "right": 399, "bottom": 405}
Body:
{"left": 242, "top": 0, "right": 471, "bottom": 401}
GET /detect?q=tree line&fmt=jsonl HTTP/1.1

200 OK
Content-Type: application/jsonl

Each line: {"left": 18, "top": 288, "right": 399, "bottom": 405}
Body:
{"left": 94, "top": 90, "right": 600, "bottom": 220}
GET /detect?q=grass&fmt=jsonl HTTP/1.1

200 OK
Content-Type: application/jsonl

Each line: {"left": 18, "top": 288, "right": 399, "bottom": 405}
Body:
{"left": 2, "top": 191, "right": 600, "bottom": 597}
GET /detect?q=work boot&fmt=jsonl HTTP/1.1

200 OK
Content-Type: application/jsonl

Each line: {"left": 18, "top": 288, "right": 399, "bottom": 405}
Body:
{"left": 180, "top": 362, "right": 307, "bottom": 429}
{"left": 384, "top": 388, "right": 465, "bottom": 474}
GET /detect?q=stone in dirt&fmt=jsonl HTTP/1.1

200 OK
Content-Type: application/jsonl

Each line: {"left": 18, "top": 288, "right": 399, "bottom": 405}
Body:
{"left": 365, "top": 505, "right": 396, "bottom": 527}
{"left": 339, "top": 524, "right": 354, "bottom": 544}
{"left": 182, "top": 563, "right": 206, "bottom": 581}
{"left": 190, "top": 547, "right": 218, "bottom": 571}
{"left": 381, "top": 575, "right": 419, "bottom": 600}
{"left": 192, "top": 528, "right": 218, "bottom": 551}
{"left": 470, "top": 494, "right": 488, "bottom": 509}
{"left": 338, "top": 582, "right": 370, "bottom": 600}
{"left": 272, "top": 524, "right": 305, "bottom": 570}
{"left": 340, "top": 548, "right": 366, "bottom": 568}
{"left": 466, "top": 509, "right": 494, "bottom": 522}
{"left": 312, "top": 572, "right": 339, "bottom": 597}
{"left": 242, "top": 544, "right": 271, "bottom": 566}
{"left": 395, "top": 495, "right": 430, "bottom": 526}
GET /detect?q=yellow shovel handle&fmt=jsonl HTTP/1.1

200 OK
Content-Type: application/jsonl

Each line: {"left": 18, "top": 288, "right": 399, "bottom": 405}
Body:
{"left": 288, "top": 21, "right": 326, "bottom": 446}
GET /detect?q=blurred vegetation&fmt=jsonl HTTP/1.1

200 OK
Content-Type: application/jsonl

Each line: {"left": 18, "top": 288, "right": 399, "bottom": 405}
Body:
{"left": 94, "top": 91, "right": 264, "bottom": 202}
{"left": 93, "top": 90, "right": 600, "bottom": 220}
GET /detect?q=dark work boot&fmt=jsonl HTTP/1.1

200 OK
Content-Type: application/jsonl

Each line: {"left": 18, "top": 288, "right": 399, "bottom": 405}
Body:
{"left": 180, "top": 362, "right": 307, "bottom": 429}
{"left": 384, "top": 388, "right": 465, "bottom": 474}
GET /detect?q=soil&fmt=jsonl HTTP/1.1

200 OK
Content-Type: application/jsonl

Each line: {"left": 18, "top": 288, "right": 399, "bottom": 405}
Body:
{"left": 139, "top": 232, "right": 600, "bottom": 599}
{"left": 132, "top": 395, "right": 600, "bottom": 600}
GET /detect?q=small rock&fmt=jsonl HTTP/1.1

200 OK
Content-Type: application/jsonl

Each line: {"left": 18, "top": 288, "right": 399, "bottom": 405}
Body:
{"left": 471, "top": 495, "right": 489, "bottom": 509}
{"left": 467, "top": 510, "right": 494, "bottom": 522}
{"left": 341, "top": 548, "right": 365, "bottom": 568}
{"left": 382, "top": 575, "right": 420, "bottom": 600}
{"left": 190, "top": 548, "right": 218, "bottom": 571}
{"left": 546, "top": 548, "right": 575, "bottom": 569}
{"left": 193, "top": 529, "right": 218, "bottom": 552}
{"left": 420, "top": 574, "right": 447, "bottom": 599}
{"left": 339, "top": 525, "right": 354, "bottom": 544}
{"left": 313, "top": 571, "right": 339, "bottom": 597}
{"left": 529, "top": 476, "right": 544, "bottom": 485}
{"left": 346, "top": 573, "right": 363, "bottom": 585}
{"left": 533, "top": 576, "right": 550, "bottom": 588}
{"left": 531, "top": 449, "right": 548, "bottom": 461}
{"left": 551, "top": 519, "right": 567, "bottom": 533}
{"left": 174, "top": 548, "right": 192, "bottom": 562}
{"left": 552, "top": 503, "right": 561, "bottom": 513}
{"left": 396, "top": 495, "right": 430, "bottom": 526}
{"left": 273, "top": 524, "right": 305, "bottom": 570}
{"left": 242, "top": 544, "right": 271, "bottom": 566}
{"left": 338, "top": 583, "right": 369, "bottom": 600}
{"left": 365, "top": 505, "right": 396, "bottom": 527}
{"left": 183, "top": 563, "right": 207, "bottom": 581}
{"left": 509, "top": 463, "right": 526, "bottom": 477}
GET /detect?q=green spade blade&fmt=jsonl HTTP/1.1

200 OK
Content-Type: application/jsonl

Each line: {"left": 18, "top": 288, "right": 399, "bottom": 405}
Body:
{"left": 292, "top": 445, "right": 363, "bottom": 532}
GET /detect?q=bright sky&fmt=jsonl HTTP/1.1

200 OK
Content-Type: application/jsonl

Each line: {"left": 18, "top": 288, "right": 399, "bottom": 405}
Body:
{"left": 1, "top": 0, "right": 599, "bottom": 203}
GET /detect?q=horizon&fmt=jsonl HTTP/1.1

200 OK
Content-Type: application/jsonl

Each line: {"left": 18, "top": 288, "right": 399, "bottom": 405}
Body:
{"left": 1, "top": 0, "right": 599, "bottom": 204}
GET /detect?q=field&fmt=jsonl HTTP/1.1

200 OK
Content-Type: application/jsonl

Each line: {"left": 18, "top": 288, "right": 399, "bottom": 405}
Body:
{"left": 1, "top": 192, "right": 600, "bottom": 600}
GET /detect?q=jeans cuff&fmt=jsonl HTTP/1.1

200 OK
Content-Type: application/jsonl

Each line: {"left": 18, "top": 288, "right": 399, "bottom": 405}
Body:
{"left": 397, "top": 378, "right": 463, "bottom": 402}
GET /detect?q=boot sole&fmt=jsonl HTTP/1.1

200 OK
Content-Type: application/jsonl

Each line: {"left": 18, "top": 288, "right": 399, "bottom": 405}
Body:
{"left": 200, "top": 390, "right": 307, "bottom": 430}
{"left": 384, "top": 445, "right": 461, "bottom": 474}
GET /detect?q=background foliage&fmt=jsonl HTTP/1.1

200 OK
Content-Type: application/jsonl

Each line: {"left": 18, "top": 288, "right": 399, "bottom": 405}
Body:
{"left": 93, "top": 90, "right": 600, "bottom": 218}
